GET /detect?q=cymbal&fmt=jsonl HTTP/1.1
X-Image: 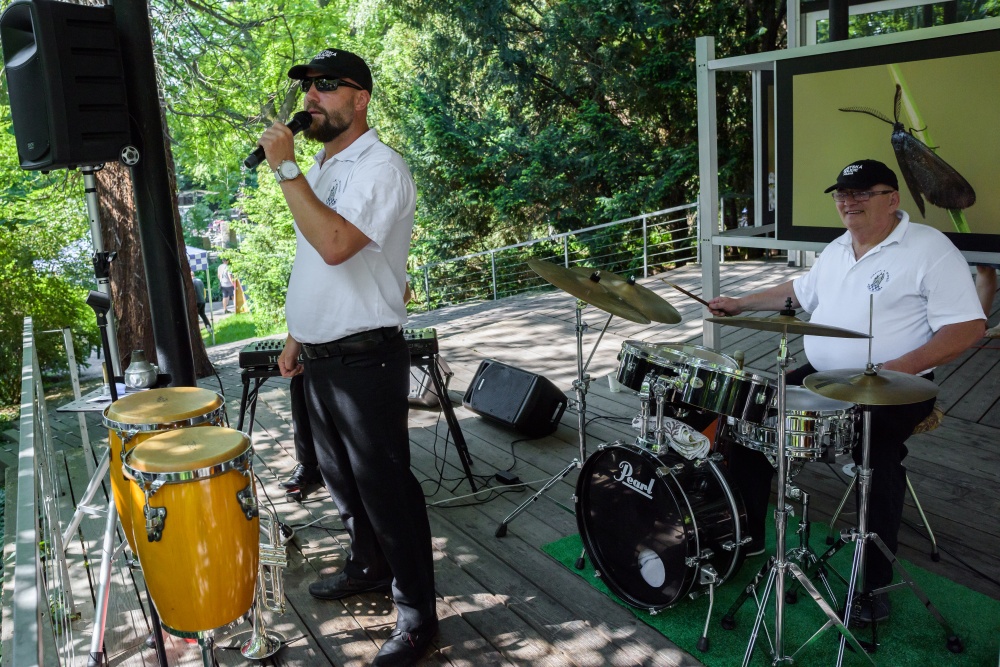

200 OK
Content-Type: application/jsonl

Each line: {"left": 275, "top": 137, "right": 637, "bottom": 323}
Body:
{"left": 527, "top": 259, "right": 650, "bottom": 324}
{"left": 706, "top": 315, "right": 871, "bottom": 339}
{"left": 570, "top": 268, "right": 681, "bottom": 324}
{"left": 804, "top": 368, "right": 939, "bottom": 406}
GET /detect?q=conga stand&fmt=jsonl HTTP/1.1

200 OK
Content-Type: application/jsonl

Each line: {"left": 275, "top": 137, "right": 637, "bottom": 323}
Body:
{"left": 81, "top": 293, "right": 170, "bottom": 667}
{"left": 737, "top": 332, "right": 872, "bottom": 666}
{"left": 495, "top": 302, "right": 609, "bottom": 539}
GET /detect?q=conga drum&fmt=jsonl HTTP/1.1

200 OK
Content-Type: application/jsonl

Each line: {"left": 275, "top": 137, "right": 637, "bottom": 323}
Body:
{"left": 102, "top": 387, "right": 225, "bottom": 550}
{"left": 123, "top": 426, "right": 259, "bottom": 637}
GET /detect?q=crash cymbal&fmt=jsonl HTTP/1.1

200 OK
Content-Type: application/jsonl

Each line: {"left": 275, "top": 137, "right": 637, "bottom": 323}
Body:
{"left": 804, "top": 368, "right": 939, "bottom": 406}
{"left": 528, "top": 259, "right": 650, "bottom": 324}
{"left": 570, "top": 268, "right": 681, "bottom": 324}
{"left": 706, "top": 315, "right": 871, "bottom": 339}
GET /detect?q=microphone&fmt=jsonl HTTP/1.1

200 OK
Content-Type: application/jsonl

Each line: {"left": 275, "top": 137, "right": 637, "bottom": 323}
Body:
{"left": 243, "top": 111, "right": 313, "bottom": 170}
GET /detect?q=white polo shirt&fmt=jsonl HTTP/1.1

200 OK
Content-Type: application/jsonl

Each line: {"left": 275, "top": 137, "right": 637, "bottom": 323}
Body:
{"left": 792, "top": 210, "right": 983, "bottom": 373}
{"left": 285, "top": 129, "right": 415, "bottom": 344}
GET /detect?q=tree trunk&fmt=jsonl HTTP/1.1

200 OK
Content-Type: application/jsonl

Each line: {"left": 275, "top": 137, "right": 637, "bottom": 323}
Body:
{"left": 95, "top": 160, "right": 214, "bottom": 379}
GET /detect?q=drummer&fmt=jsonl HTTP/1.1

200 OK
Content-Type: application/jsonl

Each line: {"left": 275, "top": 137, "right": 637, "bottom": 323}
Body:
{"left": 708, "top": 159, "right": 984, "bottom": 624}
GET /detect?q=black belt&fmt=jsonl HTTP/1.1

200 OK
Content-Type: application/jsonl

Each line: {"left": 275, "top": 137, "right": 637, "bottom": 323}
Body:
{"left": 301, "top": 326, "right": 401, "bottom": 360}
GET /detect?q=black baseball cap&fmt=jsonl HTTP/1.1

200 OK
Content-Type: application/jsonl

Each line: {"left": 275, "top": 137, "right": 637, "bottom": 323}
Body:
{"left": 287, "top": 49, "right": 373, "bottom": 93}
{"left": 823, "top": 159, "right": 899, "bottom": 193}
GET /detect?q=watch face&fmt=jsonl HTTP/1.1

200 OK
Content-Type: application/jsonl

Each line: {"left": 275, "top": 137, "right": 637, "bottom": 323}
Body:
{"left": 278, "top": 161, "right": 300, "bottom": 180}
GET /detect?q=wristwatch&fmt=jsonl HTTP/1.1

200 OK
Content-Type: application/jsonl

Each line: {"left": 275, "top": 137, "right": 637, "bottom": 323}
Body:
{"left": 274, "top": 160, "right": 302, "bottom": 183}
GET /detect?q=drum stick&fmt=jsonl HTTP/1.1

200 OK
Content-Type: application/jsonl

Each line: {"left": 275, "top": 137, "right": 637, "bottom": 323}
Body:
{"left": 659, "top": 279, "right": 713, "bottom": 309}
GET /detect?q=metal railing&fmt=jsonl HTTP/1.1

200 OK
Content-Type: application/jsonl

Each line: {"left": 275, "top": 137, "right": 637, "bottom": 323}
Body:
{"left": 7, "top": 317, "right": 77, "bottom": 667}
{"left": 408, "top": 203, "right": 698, "bottom": 312}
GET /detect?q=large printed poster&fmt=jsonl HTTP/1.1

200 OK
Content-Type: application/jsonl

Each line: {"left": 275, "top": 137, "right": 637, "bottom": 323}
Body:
{"left": 776, "top": 30, "right": 1000, "bottom": 252}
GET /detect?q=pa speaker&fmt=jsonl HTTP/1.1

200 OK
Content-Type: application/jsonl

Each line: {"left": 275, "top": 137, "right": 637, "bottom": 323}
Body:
{"left": 462, "top": 360, "right": 567, "bottom": 438}
{"left": 0, "top": 0, "right": 130, "bottom": 171}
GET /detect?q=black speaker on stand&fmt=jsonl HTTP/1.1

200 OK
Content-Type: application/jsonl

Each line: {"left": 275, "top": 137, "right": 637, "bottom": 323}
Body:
{"left": 462, "top": 359, "right": 567, "bottom": 438}
{"left": 1, "top": 0, "right": 130, "bottom": 171}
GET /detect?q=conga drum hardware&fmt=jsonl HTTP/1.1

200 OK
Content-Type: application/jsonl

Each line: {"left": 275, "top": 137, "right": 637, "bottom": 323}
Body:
{"left": 101, "top": 387, "right": 226, "bottom": 552}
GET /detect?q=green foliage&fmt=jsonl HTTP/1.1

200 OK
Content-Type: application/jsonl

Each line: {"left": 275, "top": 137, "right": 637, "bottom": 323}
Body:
{"left": 0, "top": 84, "right": 100, "bottom": 404}
{"left": 362, "top": 0, "right": 785, "bottom": 268}
{"left": 203, "top": 312, "right": 283, "bottom": 347}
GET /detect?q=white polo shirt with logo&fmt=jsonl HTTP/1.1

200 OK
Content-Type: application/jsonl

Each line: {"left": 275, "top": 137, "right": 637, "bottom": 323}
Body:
{"left": 285, "top": 128, "right": 415, "bottom": 344}
{"left": 792, "top": 210, "right": 983, "bottom": 373}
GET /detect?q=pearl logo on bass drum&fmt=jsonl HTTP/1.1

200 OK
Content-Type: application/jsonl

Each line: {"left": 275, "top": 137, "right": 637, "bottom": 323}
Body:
{"left": 614, "top": 461, "right": 654, "bottom": 499}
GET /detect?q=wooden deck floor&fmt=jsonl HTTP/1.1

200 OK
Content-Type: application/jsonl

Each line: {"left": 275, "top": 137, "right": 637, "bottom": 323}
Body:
{"left": 26, "top": 258, "right": 1000, "bottom": 667}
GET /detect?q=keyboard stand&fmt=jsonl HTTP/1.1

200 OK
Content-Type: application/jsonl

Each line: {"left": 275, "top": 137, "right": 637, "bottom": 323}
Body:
{"left": 411, "top": 352, "right": 477, "bottom": 491}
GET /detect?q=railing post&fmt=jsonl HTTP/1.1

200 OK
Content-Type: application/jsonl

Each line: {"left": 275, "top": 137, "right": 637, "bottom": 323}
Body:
{"left": 490, "top": 251, "right": 498, "bottom": 300}
{"left": 563, "top": 236, "right": 569, "bottom": 267}
{"left": 642, "top": 215, "right": 649, "bottom": 277}
{"left": 423, "top": 267, "right": 431, "bottom": 313}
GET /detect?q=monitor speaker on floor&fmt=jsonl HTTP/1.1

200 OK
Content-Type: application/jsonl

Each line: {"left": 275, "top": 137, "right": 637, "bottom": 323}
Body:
{"left": 462, "top": 360, "right": 567, "bottom": 438}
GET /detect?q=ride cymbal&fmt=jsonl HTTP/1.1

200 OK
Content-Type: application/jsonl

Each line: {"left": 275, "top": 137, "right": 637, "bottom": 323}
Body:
{"left": 527, "top": 259, "right": 650, "bottom": 324}
{"left": 706, "top": 315, "right": 870, "bottom": 339}
{"left": 804, "top": 368, "right": 939, "bottom": 406}
{"left": 570, "top": 268, "right": 681, "bottom": 324}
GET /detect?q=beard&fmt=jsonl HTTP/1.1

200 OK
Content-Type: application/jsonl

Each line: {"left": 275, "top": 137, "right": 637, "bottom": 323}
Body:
{"left": 303, "top": 105, "right": 351, "bottom": 143}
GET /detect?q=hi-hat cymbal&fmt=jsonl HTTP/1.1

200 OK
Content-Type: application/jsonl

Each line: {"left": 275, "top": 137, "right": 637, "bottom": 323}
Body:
{"left": 570, "top": 268, "right": 681, "bottom": 324}
{"left": 804, "top": 368, "right": 939, "bottom": 406}
{"left": 706, "top": 315, "right": 871, "bottom": 339}
{"left": 528, "top": 259, "right": 650, "bottom": 324}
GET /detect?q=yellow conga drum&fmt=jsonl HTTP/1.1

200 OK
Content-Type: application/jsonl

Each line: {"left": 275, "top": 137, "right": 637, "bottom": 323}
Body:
{"left": 102, "top": 387, "right": 225, "bottom": 550}
{"left": 123, "top": 426, "right": 259, "bottom": 637}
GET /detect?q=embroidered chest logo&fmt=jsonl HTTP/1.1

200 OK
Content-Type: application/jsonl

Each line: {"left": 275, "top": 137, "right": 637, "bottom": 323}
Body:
{"left": 325, "top": 181, "right": 341, "bottom": 208}
{"left": 867, "top": 269, "right": 890, "bottom": 293}
{"left": 614, "top": 461, "right": 654, "bottom": 499}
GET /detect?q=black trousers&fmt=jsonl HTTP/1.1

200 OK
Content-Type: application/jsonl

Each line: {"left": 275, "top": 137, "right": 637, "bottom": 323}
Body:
{"left": 196, "top": 302, "right": 211, "bottom": 329}
{"left": 727, "top": 364, "right": 934, "bottom": 589}
{"left": 289, "top": 374, "right": 317, "bottom": 469}
{"left": 302, "top": 333, "right": 436, "bottom": 630}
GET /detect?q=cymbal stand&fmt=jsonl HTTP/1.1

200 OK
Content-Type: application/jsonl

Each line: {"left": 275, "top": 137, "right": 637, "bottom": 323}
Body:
{"left": 495, "top": 301, "right": 610, "bottom": 538}
{"left": 739, "top": 329, "right": 873, "bottom": 666}
{"left": 828, "top": 387, "right": 964, "bottom": 664}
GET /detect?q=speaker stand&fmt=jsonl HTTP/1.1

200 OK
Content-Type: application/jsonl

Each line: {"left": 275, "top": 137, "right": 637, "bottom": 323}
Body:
{"left": 495, "top": 301, "right": 610, "bottom": 538}
{"left": 411, "top": 352, "right": 477, "bottom": 492}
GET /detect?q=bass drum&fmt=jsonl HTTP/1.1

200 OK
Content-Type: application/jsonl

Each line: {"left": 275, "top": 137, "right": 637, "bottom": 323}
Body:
{"left": 576, "top": 442, "right": 747, "bottom": 610}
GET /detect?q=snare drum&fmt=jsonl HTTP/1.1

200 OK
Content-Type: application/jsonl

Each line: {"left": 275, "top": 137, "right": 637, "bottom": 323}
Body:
{"left": 733, "top": 387, "right": 858, "bottom": 460}
{"left": 102, "top": 388, "right": 225, "bottom": 551}
{"left": 123, "top": 427, "right": 258, "bottom": 637}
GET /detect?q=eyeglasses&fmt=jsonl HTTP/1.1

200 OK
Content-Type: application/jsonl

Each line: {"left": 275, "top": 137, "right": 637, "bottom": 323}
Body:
{"left": 831, "top": 189, "right": 895, "bottom": 202}
{"left": 299, "top": 77, "right": 364, "bottom": 93}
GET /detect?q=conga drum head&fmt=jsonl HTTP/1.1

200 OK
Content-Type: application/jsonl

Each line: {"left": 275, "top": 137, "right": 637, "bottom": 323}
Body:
{"left": 103, "top": 387, "right": 225, "bottom": 432}
{"left": 126, "top": 426, "right": 249, "bottom": 474}
{"left": 576, "top": 442, "right": 747, "bottom": 610}
{"left": 101, "top": 387, "right": 225, "bottom": 554}
{"left": 125, "top": 426, "right": 258, "bottom": 636}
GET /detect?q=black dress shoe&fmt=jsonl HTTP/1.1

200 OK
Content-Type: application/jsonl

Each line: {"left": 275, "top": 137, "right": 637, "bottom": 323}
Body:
{"left": 281, "top": 463, "right": 322, "bottom": 490}
{"left": 372, "top": 620, "right": 438, "bottom": 667}
{"left": 308, "top": 572, "right": 392, "bottom": 600}
{"left": 849, "top": 592, "right": 891, "bottom": 625}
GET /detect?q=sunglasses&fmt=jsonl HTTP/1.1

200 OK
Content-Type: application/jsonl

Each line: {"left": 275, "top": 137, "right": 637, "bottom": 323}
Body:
{"left": 299, "top": 77, "right": 364, "bottom": 93}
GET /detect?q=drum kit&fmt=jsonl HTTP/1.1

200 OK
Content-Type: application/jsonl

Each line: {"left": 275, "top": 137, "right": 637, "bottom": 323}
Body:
{"left": 524, "top": 260, "right": 964, "bottom": 665}
{"left": 99, "top": 387, "right": 288, "bottom": 665}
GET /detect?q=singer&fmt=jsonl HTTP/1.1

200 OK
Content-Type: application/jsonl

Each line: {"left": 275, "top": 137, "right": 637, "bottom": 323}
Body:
{"left": 255, "top": 49, "right": 436, "bottom": 666}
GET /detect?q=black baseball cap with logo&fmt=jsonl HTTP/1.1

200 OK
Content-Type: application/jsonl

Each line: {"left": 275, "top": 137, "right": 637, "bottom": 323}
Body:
{"left": 287, "top": 49, "right": 373, "bottom": 93}
{"left": 823, "top": 159, "right": 899, "bottom": 193}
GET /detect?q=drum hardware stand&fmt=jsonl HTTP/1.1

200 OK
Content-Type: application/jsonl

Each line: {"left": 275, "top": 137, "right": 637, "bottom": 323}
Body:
{"left": 783, "top": 395, "right": 964, "bottom": 664}
{"left": 495, "top": 303, "right": 611, "bottom": 540}
{"left": 732, "top": 318, "right": 874, "bottom": 666}
{"left": 826, "top": 465, "right": 940, "bottom": 561}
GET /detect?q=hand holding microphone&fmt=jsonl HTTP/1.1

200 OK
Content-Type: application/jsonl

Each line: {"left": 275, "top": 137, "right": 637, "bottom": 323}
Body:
{"left": 243, "top": 110, "right": 313, "bottom": 170}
